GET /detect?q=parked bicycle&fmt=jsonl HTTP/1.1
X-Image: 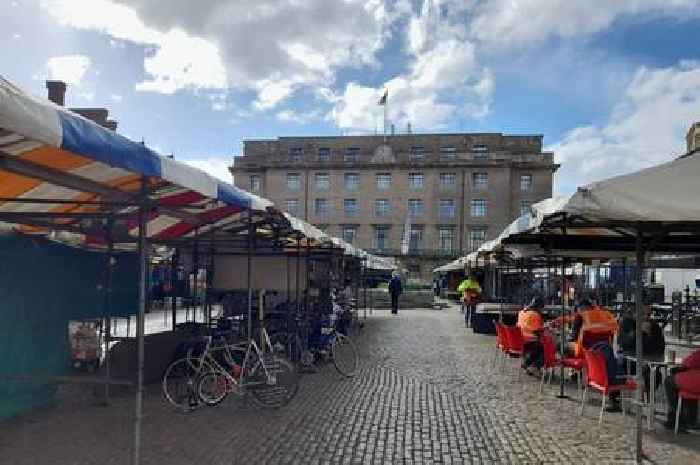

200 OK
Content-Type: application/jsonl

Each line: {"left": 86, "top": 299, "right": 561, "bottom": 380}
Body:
{"left": 271, "top": 307, "right": 358, "bottom": 377}
{"left": 162, "top": 326, "right": 299, "bottom": 412}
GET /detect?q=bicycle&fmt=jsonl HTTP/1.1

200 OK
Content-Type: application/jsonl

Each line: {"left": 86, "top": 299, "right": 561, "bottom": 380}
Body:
{"left": 270, "top": 311, "right": 359, "bottom": 377}
{"left": 162, "top": 327, "right": 299, "bottom": 411}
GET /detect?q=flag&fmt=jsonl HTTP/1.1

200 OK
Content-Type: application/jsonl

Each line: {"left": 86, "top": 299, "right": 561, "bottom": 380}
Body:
{"left": 378, "top": 89, "right": 388, "bottom": 106}
{"left": 400, "top": 215, "right": 410, "bottom": 255}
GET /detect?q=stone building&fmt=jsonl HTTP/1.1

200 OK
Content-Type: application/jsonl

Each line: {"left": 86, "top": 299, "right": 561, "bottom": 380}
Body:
{"left": 230, "top": 133, "right": 557, "bottom": 281}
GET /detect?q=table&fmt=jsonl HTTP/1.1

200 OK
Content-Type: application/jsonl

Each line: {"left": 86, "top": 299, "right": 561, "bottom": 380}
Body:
{"left": 621, "top": 350, "right": 688, "bottom": 430}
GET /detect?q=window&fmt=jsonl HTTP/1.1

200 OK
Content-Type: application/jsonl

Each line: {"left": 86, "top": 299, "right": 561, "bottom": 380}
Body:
{"left": 250, "top": 175, "right": 261, "bottom": 192}
{"left": 344, "top": 173, "right": 360, "bottom": 191}
{"left": 317, "top": 147, "right": 330, "bottom": 162}
{"left": 288, "top": 147, "right": 303, "bottom": 162}
{"left": 439, "top": 199, "right": 455, "bottom": 219}
{"left": 286, "top": 173, "right": 301, "bottom": 191}
{"left": 375, "top": 199, "right": 391, "bottom": 217}
{"left": 472, "top": 172, "right": 488, "bottom": 191}
{"left": 285, "top": 199, "right": 300, "bottom": 216}
{"left": 521, "top": 174, "right": 533, "bottom": 192}
{"left": 315, "top": 173, "right": 329, "bottom": 191}
{"left": 471, "top": 144, "right": 488, "bottom": 160}
{"left": 520, "top": 200, "right": 532, "bottom": 217}
{"left": 343, "top": 226, "right": 357, "bottom": 244}
{"left": 471, "top": 199, "right": 487, "bottom": 217}
{"left": 344, "top": 198, "right": 358, "bottom": 217}
{"left": 469, "top": 228, "right": 487, "bottom": 252}
{"left": 440, "top": 146, "right": 456, "bottom": 160}
{"left": 376, "top": 173, "right": 391, "bottom": 190}
{"left": 404, "top": 225, "right": 423, "bottom": 252}
{"left": 439, "top": 173, "right": 456, "bottom": 190}
{"left": 314, "top": 198, "right": 328, "bottom": 216}
{"left": 407, "top": 199, "right": 423, "bottom": 217}
{"left": 438, "top": 227, "right": 455, "bottom": 253}
{"left": 410, "top": 145, "right": 426, "bottom": 161}
{"left": 374, "top": 225, "right": 390, "bottom": 251}
{"left": 344, "top": 147, "right": 360, "bottom": 162}
{"left": 408, "top": 172, "right": 424, "bottom": 190}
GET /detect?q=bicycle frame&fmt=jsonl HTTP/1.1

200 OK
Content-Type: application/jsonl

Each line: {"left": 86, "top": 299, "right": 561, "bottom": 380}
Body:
{"left": 196, "top": 328, "right": 277, "bottom": 391}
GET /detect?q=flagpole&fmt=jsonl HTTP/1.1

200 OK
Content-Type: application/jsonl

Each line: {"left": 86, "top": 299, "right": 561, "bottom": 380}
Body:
{"left": 383, "top": 91, "right": 388, "bottom": 142}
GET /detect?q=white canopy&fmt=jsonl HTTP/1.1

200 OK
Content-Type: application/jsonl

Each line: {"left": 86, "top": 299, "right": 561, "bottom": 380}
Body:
{"left": 564, "top": 151, "right": 700, "bottom": 222}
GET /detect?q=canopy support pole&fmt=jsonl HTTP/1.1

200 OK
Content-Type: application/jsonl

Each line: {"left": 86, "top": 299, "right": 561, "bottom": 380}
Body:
{"left": 132, "top": 177, "right": 149, "bottom": 465}
{"left": 634, "top": 230, "right": 646, "bottom": 464}
{"left": 557, "top": 257, "right": 568, "bottom": 399}
{"left": 296, "top": 236, "right": 301, "bottom": 314}
{"left": 362, "top": 257, "right": 367, "bottom": 320}
{"left": 246, "top": 212, "right": 253, "bottom": 342}
{"left": 171, "top": 249, "right": 179, "bottom": 330}
{"left": 102, "top": 217, "right": 114, "bottom": 405}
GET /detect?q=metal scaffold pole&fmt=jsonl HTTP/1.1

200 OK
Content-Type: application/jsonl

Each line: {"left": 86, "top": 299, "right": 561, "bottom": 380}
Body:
{"left": 102, "top": 216, "right": 114, "bottom": 405}
{"left": 634, "top": 230, "right": 645, "bottom": 464}
{"left": 132, "top": 177, "right": 149, "bottom": 465}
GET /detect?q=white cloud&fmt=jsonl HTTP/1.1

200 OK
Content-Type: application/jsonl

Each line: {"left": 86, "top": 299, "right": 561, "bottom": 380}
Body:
{"left": 181, "top": 157, "right": 233, "bottom": 183}
{"left": 329, "top": 1, "right": 492, "bottom": 132}
{"left": 46, "top": 54, "right": 91, "bottom": 85}
{"left": 110, "top": 94, "right": 123, "bottom": 103}
{"left": 12, "top": 33, "right": 21, "bottom": 40}
{"left": 470, "top": 0, "right": 699, "bottom": 48}
{"left": 550, "top": 61, "right": 700, "bottom": 193}
{"left": 42, "top": 0, "right": 400, "bottom": 108}
{"left": 276, "top": 109, "right": 323, "bottom": 125}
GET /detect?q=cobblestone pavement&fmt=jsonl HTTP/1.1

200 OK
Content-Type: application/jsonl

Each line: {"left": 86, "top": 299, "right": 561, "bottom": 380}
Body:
{"left": 2, "top": 307, "right": 699, "bottom": 465}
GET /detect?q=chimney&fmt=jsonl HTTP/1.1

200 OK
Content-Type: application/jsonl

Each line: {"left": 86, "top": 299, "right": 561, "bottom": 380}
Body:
{"left": 687, "top": 122, "right": 700, "bottom": 153}
{"left": 46, "top": 80, "right": 66, "bottom": 106}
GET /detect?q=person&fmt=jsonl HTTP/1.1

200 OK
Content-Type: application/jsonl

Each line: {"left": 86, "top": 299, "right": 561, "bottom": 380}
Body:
{"left": 618, "top": 305, "right": 665, "bottom": 396}
{"left": 433, "top": 277, "right": 441, "bottom": 298}
{"left": 553, "top": 298, "right": 618, "bottom": 357}
{"left": 388, "top": 272, "right": 402, "bottom": 315}
{"left": 457, "top": 272, "right": 482, "bottom": 327}
{"left": 517, "top": 296, "right": 545, "bottom": 374}
{"left": 590, "top": 340, "right": 628, "bottom": 412}
{"left": 664, "top": 348, "right": 700, "bottom": 431}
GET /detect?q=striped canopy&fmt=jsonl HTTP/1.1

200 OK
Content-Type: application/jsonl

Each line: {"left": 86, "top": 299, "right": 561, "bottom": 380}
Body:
{"left": 0, "top": 77, "right": 273, "bottom": 246}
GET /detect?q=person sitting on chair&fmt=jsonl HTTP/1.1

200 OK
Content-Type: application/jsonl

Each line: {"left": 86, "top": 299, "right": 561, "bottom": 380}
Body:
{"left": 664, "top": 348, "right": 700, "bottom": 432}
{"left": 518, "top": 296, "right": 545, "bottom": 375}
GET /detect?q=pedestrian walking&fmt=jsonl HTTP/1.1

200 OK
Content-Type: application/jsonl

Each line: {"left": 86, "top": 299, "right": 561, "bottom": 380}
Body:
{"left": 388, "top": 271, "right": 402, "bottom": 315}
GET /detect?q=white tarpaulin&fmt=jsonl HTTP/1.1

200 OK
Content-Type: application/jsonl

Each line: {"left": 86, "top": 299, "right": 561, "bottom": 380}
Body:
{"left": 565, "top": 151, "right": 700, "bottom": 222}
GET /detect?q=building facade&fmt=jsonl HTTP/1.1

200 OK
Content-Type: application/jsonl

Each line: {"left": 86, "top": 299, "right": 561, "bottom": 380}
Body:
{"left": 230, "top": 133, "right": 557, "bottom": 281}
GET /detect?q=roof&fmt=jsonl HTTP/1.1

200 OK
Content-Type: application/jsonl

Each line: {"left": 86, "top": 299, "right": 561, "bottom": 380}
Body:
{"left": 0, "top": 76, "right": 273, "bottom": 246}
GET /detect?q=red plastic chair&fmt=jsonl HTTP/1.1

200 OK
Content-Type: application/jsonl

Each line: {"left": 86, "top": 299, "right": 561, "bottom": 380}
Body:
{"left": 502, "top": 325, "right": 525, "bottom": 378}
{"left": 579, "top": 349, "right": 636, "bottom": 425}
{"left": 539, "top": 331, "right": 559, "bottom": 394}
{"left": 675, "top": 390, "right": 700, "bottom": 434}
{"left": 492, "top": 322, "right": 508, "bottom": 370}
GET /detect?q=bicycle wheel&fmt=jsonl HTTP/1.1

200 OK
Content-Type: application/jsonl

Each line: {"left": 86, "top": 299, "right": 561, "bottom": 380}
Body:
{"left": 162, "top": 357, "right": 206, "bottom": 412}
{"left": 247, "top": 355, "right": 299, "bottom": 409}
{"left": 196, "top": 368, "right": 231, "bottom": 406}
{"left": 332, "top": 333, "right": 358, "bottom": 377}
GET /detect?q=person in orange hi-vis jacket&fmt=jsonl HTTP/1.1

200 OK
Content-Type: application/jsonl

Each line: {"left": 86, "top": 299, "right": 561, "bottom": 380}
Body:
{"left": 550, "top": 298, "right": 617, "bottom": 357}
{"left": 518, "top": 296, "right": 546, "bottom": 374}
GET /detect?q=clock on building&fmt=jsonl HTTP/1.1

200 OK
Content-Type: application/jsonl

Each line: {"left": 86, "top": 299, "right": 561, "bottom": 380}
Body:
{"left": 372, "top": 144, "right": 395, "bottom": 163}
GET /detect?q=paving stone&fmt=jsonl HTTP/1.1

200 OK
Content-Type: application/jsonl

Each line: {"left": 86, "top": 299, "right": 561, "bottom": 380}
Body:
{"left": 1, "top": 307, "right": 699, "bottom": 464}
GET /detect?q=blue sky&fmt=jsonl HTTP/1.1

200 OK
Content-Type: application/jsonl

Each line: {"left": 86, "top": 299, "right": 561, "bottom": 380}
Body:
{"left": 2, "top": 0, "right": 700, "bottom": 193}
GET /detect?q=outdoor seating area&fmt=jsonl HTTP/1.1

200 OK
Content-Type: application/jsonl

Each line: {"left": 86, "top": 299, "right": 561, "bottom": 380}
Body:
{"left": 434, "top": 150, "right": 700, "bottom": 463}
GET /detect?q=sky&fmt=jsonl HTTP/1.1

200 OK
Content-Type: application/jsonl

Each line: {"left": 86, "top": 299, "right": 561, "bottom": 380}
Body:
{"left": 2, "top": 0, "right": 700, "bottom": 194}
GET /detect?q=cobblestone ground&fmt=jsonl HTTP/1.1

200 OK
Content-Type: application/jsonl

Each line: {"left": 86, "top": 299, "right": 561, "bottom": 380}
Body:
{"left": 2, "top": 307, "right": 699, "bottom": 465}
